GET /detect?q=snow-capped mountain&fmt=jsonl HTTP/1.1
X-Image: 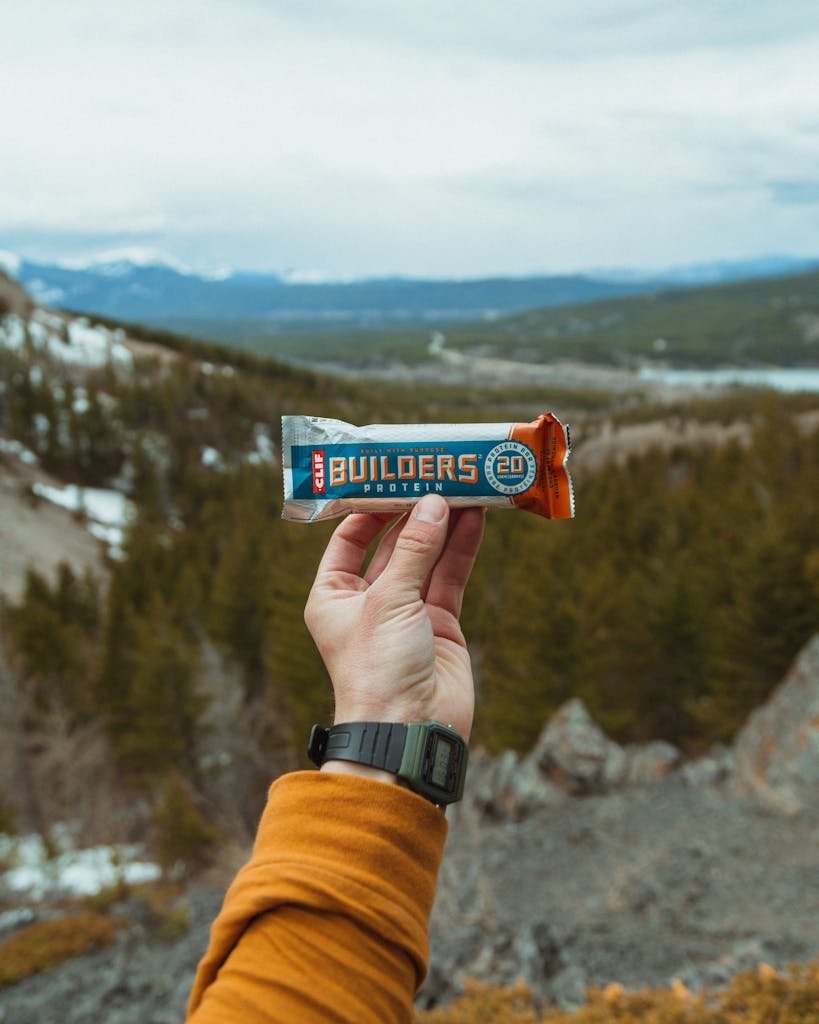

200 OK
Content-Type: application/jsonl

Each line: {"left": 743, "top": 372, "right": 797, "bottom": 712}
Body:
{"left": 56, "top": 246, "right": 199, "bottom": 278}
{"left": 9, "top": 255, "right": 650, "bottom": 326}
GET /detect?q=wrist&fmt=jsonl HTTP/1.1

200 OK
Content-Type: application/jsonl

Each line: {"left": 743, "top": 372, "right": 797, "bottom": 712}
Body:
{"left": 320, "top": 760, "right": 400, "bottom": 786}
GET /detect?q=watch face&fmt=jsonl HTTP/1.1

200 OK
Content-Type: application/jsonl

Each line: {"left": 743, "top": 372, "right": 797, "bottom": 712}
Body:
{"left": 422, "top": 729, "right": 463, "bottom": 797}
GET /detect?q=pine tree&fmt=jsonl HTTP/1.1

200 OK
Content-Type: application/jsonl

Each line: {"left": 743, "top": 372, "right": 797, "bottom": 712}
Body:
{"left": 7, "top": 565, "right": 97, "bottom": 723}
{"left": 116, "top": 595, "right": 207, "bottom": 780}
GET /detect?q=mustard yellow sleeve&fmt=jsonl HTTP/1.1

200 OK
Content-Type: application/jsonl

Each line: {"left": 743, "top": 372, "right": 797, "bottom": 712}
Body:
{"left": 186, "top": 771, "right": 448, "bottom": 1024}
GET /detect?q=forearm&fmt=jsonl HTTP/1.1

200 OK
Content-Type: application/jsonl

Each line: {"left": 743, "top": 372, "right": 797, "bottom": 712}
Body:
{"left": 186, "top": 771, "right": 447, "bottom": 1024}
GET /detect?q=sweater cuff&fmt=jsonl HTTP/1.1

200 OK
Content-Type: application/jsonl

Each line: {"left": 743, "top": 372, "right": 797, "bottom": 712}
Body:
{"left": 188, "top": 770, "right": 448, "bottom": 1014}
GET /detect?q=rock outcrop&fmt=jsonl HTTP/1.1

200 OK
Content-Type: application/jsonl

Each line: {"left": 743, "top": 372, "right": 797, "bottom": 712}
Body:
{"left": 466, "top": 632, "right": 819, "bottom": 823}
{"left": 530, "top": 698, "right": 628, "bottom": 794}
{"left": 465, "top": 697, "right": 683, "bottom": 820}
{"left": 734, "top": 633, "right": 819, "bottom": 815}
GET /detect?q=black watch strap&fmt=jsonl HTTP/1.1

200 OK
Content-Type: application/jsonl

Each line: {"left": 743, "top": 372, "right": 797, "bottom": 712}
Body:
{"left": 308, "top": 721, "right": 408, "bottom": 774}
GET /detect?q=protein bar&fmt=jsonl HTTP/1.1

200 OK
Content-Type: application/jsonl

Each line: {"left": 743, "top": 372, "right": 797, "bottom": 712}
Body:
{"left": 281, "top": 413, "right": 574, "bottom": 523}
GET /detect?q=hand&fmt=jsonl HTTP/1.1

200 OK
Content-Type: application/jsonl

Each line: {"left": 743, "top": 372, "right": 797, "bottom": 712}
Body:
{"left": 304, "top": 495, "right": 485, "bottom": 752}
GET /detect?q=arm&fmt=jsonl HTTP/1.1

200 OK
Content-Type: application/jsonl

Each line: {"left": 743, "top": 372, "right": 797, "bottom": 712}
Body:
{"left": 187, "top": 494, "right": 485, "bottom": 1024}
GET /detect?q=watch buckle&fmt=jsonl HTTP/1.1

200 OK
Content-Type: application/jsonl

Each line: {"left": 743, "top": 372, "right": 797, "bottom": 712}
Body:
{"left": 307, "top": 724, "right": 329, "bottom": 767}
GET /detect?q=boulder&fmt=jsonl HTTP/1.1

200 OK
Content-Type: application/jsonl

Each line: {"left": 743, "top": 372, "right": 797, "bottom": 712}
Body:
{"left": 531, "top": 698, "right": 627, "bottom": 794}
{"left": 733, "top": 634, "right": 819, "bottom": 815}
{"left": 449, "top": 920, "right": 566, "bottom": 1001}
{"left": 624, "top": 740, "right": 683, "bottom": 785}
{"left": 465, "top": 748, "right": 564, "bottom": 821}
{"left": 680, "top": 744, "right": 734, "bottom": 788}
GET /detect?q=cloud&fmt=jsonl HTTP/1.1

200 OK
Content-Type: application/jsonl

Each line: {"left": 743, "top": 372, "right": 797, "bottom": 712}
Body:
{"left": 1, "top": 1, "right": 818, "bottom": 274}
{"left": 234, "top": 0, "right": 819, "bottom": 61}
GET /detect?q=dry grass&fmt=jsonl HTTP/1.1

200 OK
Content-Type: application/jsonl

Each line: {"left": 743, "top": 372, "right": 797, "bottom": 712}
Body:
{"left": 0, "top": 911, "right": 127, "bottom": 987}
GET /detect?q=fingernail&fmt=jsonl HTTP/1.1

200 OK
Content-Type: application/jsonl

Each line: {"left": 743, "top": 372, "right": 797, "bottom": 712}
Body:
{"left": 413, "top": 494, "right": 447, "bottom": 523}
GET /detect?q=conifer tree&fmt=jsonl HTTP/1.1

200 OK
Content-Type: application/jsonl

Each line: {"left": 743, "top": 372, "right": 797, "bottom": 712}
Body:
{"left": 117, "top": 595, "right": 207, "bottom": 780}
{"left": 8, "top": 565, "right": 97, "bottom": 724}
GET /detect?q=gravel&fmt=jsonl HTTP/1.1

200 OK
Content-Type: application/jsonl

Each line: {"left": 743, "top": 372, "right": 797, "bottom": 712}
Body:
{"left": 423, "top": 773, "right": 819, "bottom": 1007}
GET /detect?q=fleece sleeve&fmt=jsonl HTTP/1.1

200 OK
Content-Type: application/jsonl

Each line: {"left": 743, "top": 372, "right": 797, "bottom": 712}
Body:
{"left": 186, "top": 770, "right": 448, "bottom": 1024}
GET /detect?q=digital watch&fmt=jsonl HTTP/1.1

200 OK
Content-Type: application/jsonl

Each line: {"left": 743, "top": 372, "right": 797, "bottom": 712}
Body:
{"left": 308, "top": 720, "right": 467, "bottom": 806}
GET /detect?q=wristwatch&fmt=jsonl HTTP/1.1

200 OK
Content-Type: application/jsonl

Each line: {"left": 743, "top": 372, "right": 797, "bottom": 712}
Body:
{"left": 308, "top": 720, "right": 467, "bottom": 806}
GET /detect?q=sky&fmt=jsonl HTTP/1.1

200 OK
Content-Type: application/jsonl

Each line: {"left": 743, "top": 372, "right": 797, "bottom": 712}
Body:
{"left": 1, "top": 0, "right": 818, "bottom": 279}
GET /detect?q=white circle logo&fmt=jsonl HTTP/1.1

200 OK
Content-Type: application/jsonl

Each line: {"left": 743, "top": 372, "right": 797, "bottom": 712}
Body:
{"left": 484, "top": 441, "right": 537, "bottom": 496}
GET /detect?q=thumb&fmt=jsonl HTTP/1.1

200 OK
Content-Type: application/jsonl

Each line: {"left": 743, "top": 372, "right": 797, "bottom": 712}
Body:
{"left": 382, "top": 494, "right": 449, "bottom": 595}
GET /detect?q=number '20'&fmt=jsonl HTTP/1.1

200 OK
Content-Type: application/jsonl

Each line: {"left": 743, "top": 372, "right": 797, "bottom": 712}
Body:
{"left": 496, "top": 455, "right": 526, "bottom": 476}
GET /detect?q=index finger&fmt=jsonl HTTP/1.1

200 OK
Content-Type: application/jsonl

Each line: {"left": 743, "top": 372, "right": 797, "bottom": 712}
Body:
{"left": 315, "top": 512, "right": 397, "bottom": 581}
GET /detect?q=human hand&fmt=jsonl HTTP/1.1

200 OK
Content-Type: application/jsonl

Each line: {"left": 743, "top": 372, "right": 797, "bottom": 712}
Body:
{"left": 304, "top": 494, "right": 485, "bottom": 753}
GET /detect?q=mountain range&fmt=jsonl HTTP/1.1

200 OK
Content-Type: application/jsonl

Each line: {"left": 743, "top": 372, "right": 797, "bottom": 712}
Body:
{"left": 3, "top": 249, "right": 818, "bottom": 332}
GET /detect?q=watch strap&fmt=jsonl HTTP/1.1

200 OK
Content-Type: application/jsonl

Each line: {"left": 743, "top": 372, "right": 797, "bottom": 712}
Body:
{"left": 308, "top": 721, "right": 408, "bottom": 774}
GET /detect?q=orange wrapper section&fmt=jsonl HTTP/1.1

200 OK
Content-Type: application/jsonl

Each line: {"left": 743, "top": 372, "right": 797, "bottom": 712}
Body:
{"left": 510, "top": 413, "right": 574, "bottom": 520}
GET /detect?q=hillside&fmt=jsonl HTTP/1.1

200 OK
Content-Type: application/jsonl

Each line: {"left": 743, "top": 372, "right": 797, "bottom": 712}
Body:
{"left": 0, "top": 454, "right": 107, "bottom": 604}
{"left": 440, "top": 268, "right": 819, "bottom": 369}
{"left": 239, "top": 267, "right": 819, "bottom": 371}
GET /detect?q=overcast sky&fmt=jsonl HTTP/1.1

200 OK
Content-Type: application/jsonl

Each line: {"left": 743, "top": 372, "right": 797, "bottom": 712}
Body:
{"left": 1, "top": 0, "right": 818, "bottom": 278}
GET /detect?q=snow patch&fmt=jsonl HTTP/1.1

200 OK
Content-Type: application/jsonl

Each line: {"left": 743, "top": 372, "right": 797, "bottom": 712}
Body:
{"left": 72, "top": 387, "right": 90, "bottom": 415}
{"left": 57, "top": 247, "right": 193, "bottom": 276}
{"left": 281, "top": 267, "right": 355, "bottom": 284}
{"left": 38, "top": 309, "right": 67, "bottom": 330}
{"left": 199, "top": 360, "right": 234, "bottom": 378}
{"left": 26, "top": 279, "right": 66, "bottom": 305}
{"left": 0, "top": 830, "right": 160, "bottom": 900}
{"left": 0, "top": 907, "right": 36, "bottom": 933}
{"left": 3, "top": 310, "right": 133, "bottom": 369}
{"left": 0, "top": 249, "right": 21, "bottom": 277}
{"left": 33, "top": 413, "right": 50, "bottom": 444}
{"left": 202, "top": 265, "right": 234, "bottom": 281}
{"left": 32, "top": 483, "right": 134, "bottom": 558}
{"left": 86, "top": 522, "right": 126, "bottom": 554}
{"left": 0, "top": 437, "right": 38, "bottom": 465}
{"left": 32, "top": 483, "right": 132, "bottom": 526}
{"left": 0, "top": 313, "right": 28, "bottom": 352}
{"left": 64, "top": 318, "right": 133, "bottom": 369}
{"left": 245, "top": 425, "right": 277, "bottom": 466}
{"left": 201, "top": 446, "right": 224, "bottom": 470}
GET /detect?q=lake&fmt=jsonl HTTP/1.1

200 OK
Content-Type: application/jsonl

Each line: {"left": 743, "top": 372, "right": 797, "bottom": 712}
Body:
{"left": 637, "top": 366, "right": 819, "bottom": 393}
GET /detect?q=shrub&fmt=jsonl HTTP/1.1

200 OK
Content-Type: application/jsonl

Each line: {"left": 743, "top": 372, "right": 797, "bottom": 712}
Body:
{"left": 414, "top": 962, "right": 819, "bottom": 1023}
{"left": 153, "top": 774, "right": 219, "bottom": 873}
{"left": 0, "top": 912, "right": 125, "bottom": 987}
{"left": 133, "top": 881, "right": 191, "bottom": 941}
{"left": 416, "top": 980, "right": 541, "bottom": 1023}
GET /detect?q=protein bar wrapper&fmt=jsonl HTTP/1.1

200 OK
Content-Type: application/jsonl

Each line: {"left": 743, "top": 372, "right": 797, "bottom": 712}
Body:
{"left": 281, "top": 413, "right": 574, "bottom": 523}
